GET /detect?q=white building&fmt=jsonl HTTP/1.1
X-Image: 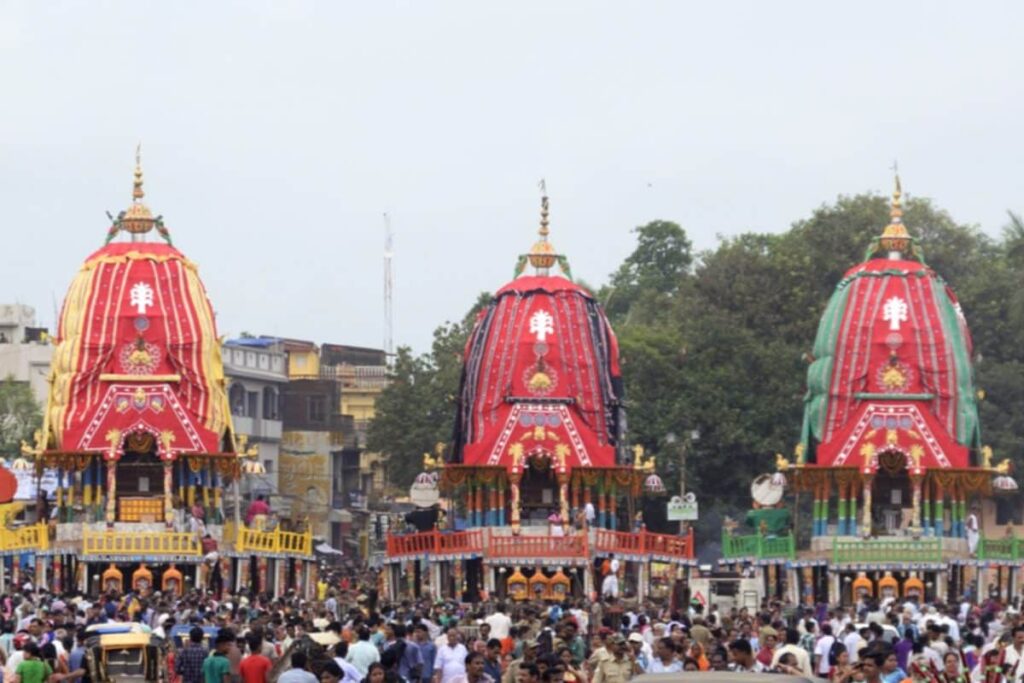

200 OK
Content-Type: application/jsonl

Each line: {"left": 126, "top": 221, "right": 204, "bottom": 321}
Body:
{"left": 0, "top": 304, "right": 52, "bottom": 405}
{"left": 222, "top": 337, "right": 287, "bottom": 500}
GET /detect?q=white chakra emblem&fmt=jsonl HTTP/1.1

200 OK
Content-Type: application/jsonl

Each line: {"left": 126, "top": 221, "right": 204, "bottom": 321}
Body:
{"left": 130, "top": 282, "right": 155, "bottom": 315}
{"left": 882, "top": 296, "right": 908, "bottom": 332}
{"left": 529, "top": 309, "right": 555, "bottom": 342}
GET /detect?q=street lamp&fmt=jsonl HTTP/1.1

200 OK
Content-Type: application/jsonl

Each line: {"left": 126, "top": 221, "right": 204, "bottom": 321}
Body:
{"left": 665, "top": 429, "right": 700, "bottom": 533}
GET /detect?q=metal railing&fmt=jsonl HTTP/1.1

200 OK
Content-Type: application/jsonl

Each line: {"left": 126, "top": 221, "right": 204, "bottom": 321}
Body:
{"left": 832, "top": 537, "right": 942, "bottom": 564}
{"left": 82, "top": 529, "right": 200, "bottom": 556}
{"left": 978, "top": 536, "right": 1019, "bottom": 561}
{"left": 721, "top": 531, "right": 796, "bottom": 560}
{"left": 236, "top": 527, "right": 313, "bottom": 556}
{"left": 0, "top": 524, "right": 48, "bottom": 552}
{"left": 386, "top": 528, "right": 695, "bottom": 561}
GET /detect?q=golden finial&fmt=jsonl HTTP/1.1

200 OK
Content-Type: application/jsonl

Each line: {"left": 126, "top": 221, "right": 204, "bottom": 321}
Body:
{"left": 121, "top": 145, "right": 156, "bottom": 237}
{"left": 132, "top": 143, "right": 145, "bottom": 202}
{"left": 538, "top": 179, "right": 550, "bottom": 239}
{"left": 527, "top": 179, "right": 558, "bottom": 271}
{"left": 879, "top": 166, "right": 911, "bottom": 254}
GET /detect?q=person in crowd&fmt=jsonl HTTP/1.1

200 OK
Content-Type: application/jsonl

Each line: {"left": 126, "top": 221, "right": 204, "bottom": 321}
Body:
{"left": 279, "top": 652, "right": 319, "bottom": 683}
{"left": 435, "top": 628, "right": 468, "bottom": 683}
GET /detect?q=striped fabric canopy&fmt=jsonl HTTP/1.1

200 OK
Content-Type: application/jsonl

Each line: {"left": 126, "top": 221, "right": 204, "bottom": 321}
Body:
{"left": 799, "top": 257, "right": 980, "bottom": 469}
{"left": 45, "top": 242, "right": 232, "bottom": 459}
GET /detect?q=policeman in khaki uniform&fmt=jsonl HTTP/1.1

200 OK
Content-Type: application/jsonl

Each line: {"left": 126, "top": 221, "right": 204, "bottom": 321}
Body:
{"left": 592, "top": 634, "right": 642, "bottom": 683}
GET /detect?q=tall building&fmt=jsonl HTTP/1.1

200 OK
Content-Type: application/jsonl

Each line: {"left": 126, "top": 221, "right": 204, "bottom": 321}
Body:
{"left": 0, "top": 304, "right": 52, "bottom": 405}
{"left": 222, "top": 337, "right": 287, "bottom": 499}
{"left": 279, "top": 340, "right": 389, "bottom": 555}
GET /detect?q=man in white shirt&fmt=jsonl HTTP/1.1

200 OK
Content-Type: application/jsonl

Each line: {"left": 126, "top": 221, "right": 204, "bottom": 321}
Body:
{"left": 346, "top": 627, "right": 381, "bottom": 677}
{"left": 814, "top": 624, "right": 836, "bottom": 677}
{"left": 843, "top": 625, "right": 866, "bottom": 664}
{"left": 484, "top": 606, "right": 511, "bottom": 641}
{"left": 434, "top": 627, "right": 469, "bottom": 683}
{"left": 999, "top": 625, "right": 1024, "bottom": 683}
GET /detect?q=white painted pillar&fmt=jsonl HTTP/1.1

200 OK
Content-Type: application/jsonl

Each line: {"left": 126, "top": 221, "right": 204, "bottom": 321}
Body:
{"left": 637, "top": 561, "right": 648, "bottom": 603}
{"left": 786, "top": 568, "right": 800, "bottom": 606}
{"left": 483, "top": 565, "right": 495, "bottom": 595}
{"left": 829, "top": 571, "right": 841, "bottom": 606}
{"left": 936, "top": 570, "right": 948, "bottom": 602}
{"left": 430, "top": 563, "right": 443, "bottom": 600}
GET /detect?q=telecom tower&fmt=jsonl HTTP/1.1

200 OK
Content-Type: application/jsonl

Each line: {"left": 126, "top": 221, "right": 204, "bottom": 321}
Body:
{"left": 383, "top": 213, "right": 394, "bottom": 359}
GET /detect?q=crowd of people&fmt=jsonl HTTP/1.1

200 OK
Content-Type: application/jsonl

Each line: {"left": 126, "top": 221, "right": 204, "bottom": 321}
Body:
{"left": 0, "top": 570, "right": 1023, "bottom": 683}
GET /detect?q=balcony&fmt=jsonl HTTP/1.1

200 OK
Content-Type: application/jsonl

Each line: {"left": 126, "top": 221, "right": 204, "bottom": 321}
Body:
{"left": 82, "top": 529, "right": 200, "bottom": 556}
{"left": 721, "top": 532, "right": 796, "bottom": 560}
{"left": 385, "top": 528, "right": 694, "bottom": 563}
{"left": 832, "top": 537, "right": 942, "bottom": 564}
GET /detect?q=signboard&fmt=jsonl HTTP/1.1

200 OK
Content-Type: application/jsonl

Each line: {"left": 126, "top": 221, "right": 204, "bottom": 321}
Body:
{"left": 667, "top": 493, "right": 698, "bottom": 521}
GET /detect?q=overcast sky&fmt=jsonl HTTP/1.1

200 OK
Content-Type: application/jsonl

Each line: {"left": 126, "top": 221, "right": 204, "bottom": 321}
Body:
{"left": 3, "top": 2, "right": 1022, "bottom": 354}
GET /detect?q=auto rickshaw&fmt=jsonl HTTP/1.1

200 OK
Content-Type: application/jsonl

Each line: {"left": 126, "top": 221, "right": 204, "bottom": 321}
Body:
{"left": 84, "top": 624, "right": 167, "bottom": 683}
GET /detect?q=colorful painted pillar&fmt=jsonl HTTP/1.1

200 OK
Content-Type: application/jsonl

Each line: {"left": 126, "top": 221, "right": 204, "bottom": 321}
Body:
{"left": 52, "top": 557, "right": 62, "bottom": 594}
{"left": 475, "top": 483, "right": 484, "bottom": 528}
{"left": 497, "top": 485, "right": 506, "bottom": 526}
{"left": 934, "top": 482, "right": 945, "bottom": 537}
{"left": 597, "top": 486, "right": 607, "bottom": 529}
{"left": 957, "top": 486, "right": 967, "bottom": 538}
{"left": 608, "top": 484, "right": 618, "bottom": 530}
{"left": 257, "top": 557, "right": 268, "bottom": 594}
{"left": 801, "top": 566, "right": 814, "bottom": 605}
{"left": 105, "top": 460, "right": 117, "bottom": 525}
{"left": 558, "top": 474, "right": 570, "bottom": 532}
{"left": 922, "top": 478, "right": 932, "bottom": 536}
{"left": 849, "top": 479, "right": 858, "bottom": 536}
{"left": 510, "top": 473, "right": 522, "bottom": 534}
{"left": 465, "top": 483, "right": 475, "bottom": 528}
{"left": 163, "top": 462, "right": 174, "bottom": 528}
{"left": 837, "top": 480, "right": 849, "bottom": 536}
{"left": 277, "top": 559, "right": 287, "bottom": 597}
{"left": 239, "top": 557, "right": 250, "bottom": 591}
{"left": 911, "top": 474, "right": 923, "bottom": 530}
{"left": 307, "top": 562, "right": 318, "bottom": 601}
{"left": 487, "top": 486, "right": 497, "bottom": 526}
{"left": 219, "top": 555, "right": 232, "bottom": 596}
{"left": 861, "top": 475, "right": 873, "bottom": 537}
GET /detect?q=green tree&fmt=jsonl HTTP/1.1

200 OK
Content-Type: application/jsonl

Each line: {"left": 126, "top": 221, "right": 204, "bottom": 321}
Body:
{"left": 0, "top": 377, "right": 41, "bottom": 459}
{"left": 604, "top": 220, "right": 692, "bottom": 324}
{"left": 367, "top": 293, "right": 490, "bottom": 489}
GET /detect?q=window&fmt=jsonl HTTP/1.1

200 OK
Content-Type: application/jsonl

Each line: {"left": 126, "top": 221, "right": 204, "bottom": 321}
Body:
{"left": 308, "top": 395, "right": 326, "bottom": 422}
{"left": 229, "top": 384, "right": 246, "bottom": 416}
{"left": 263, "top": 460, "right": 274, "bottom": 474}
{"left": 258, "top": 354, "right": 269, "bottom": 370}
{"left": 247, "top": 391, "right": 258, "bottom": 419}
{"left": 246, "top": 352, "right": 256, "bottom": 367}
{"left": 262, "top": 387, "right": 279, "bottom": 420}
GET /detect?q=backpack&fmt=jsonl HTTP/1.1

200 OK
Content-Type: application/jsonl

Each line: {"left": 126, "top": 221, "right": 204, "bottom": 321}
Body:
{"left": 827, "top": 638, "right": 844, "bottom": 665}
